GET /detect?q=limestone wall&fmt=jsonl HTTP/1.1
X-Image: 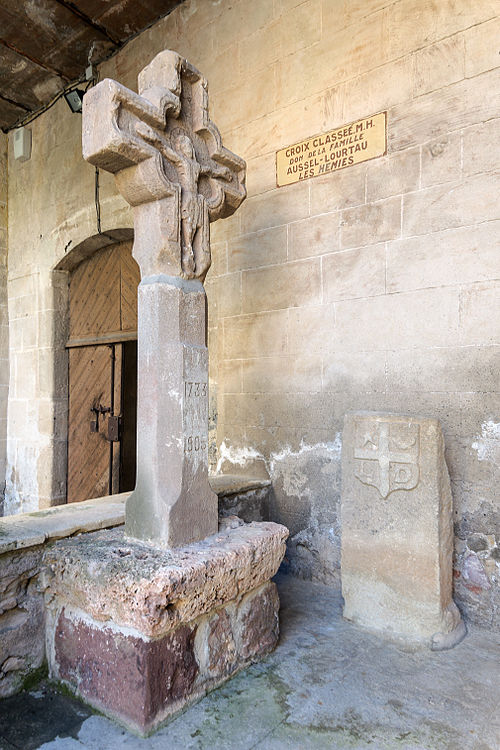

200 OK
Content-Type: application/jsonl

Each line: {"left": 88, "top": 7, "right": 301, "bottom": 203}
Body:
{"left": 5, "top": 98, "right": 131, "bottom": 514}
{"left": 0, "top": 134, "right": 8, "bottom": 516}
{"left": 4, "top": 0, "right": 499, "bottom": 625}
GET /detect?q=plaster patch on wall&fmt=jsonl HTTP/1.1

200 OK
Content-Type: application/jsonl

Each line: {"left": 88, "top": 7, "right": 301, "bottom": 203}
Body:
{"left": 268, "top": 435, "right": 342, "bottom": 476}
{"left": 215, "top": 436, "right": 342, "bottom": 484}
{"left": 268, "top": 435, "right": 342, "bottom": 514}
{"left": 471, "top": 420, "right": 500, "bottom": 462}
{"left": 215, "top": 441, "right": 263, "bottom": 474}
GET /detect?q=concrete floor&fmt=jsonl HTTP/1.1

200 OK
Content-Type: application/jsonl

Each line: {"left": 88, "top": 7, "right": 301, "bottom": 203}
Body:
{"left": 0, "top": 575, "right": 498, "bottom": 750}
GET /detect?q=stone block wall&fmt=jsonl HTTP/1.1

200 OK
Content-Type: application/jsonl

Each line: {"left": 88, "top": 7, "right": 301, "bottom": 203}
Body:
{"left": 0, "top": 134, "right": 8, "bottom": 515}
{"left": 0, "top": 494, "right": 127, "bottom": 697}
{"left": 4, "top": 0, "right": 499, "bottom": 626}
{"left": 5, "top": 107, "right": 131, "bottom": 514}
{"left": 0, "top": 545, "right": 45, "bottom": 697}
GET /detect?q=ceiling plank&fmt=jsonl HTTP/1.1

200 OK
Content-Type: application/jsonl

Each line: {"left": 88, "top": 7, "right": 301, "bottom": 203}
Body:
{"left": 0, "top": 38, "right": 71, "bottom": 81}
{"left": 0, "top": 45, "right": 65, "bottom": 112}
{"left": 70, "top": 0, "right": 181, "bottom": 44}
{"left": 0, "top": 0, "right": 115, "bottom": 80}
{"left": 0, "top": 0, "right": 184, "bottom": 130}
{"left": 0, "top": 95, "right": 30, "bottom": 130}
{"left": 53, "top": 0, "right": 121, "bottom": 44}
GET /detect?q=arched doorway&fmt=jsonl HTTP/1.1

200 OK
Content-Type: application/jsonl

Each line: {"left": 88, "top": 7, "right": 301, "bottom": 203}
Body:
{"left": 66, "top": 240, "right": 140, "bottom": 503}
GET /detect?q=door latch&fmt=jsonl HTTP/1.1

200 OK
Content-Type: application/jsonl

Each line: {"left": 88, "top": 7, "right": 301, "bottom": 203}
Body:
{"left": 90, "top": 403, "right": 111, "bottom": 434}
{"left": 107, "top": 415, "right": 121, "bottom": 442}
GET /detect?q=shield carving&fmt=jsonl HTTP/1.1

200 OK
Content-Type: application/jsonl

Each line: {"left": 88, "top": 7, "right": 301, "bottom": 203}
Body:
{"left": 353, "top": 419, "right": 420, "bottom": 499}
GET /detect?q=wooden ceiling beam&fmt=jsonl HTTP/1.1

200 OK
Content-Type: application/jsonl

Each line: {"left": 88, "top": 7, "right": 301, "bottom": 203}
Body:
{"left": 0, "top": 0, "right": 184, "bottom": 130}
{"left": 0, "top": 38, "right": 71, "bottom": 82}
{"left": 0, "top": 91, "right": 30, "bottom": 112}
{"left": 53, "top": 0, "right": 121, "bottom": 46}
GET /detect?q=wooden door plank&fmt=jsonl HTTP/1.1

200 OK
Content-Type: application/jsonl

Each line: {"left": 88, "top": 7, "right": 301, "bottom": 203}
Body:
{"left": 120, "top": 242, "right": 140, "bottom": 332}
{"left": 67, "top": 241, "right": 139, "bottom": 502}
{"left": 111, "top": 344, "right": 122, "bottom": 495}
{"left": 70, "top": 244, "right": 121, "bottom": 339}
{"left": 67, "top": 345, "right": 112, "bottom": 503}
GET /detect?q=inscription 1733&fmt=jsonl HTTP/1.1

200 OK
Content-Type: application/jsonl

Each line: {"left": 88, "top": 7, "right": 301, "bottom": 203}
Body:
{"left": 276, "top": 112, "right": 387, "bottom": 187}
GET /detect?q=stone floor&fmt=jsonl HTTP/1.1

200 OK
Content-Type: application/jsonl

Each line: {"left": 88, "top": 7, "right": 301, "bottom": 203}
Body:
{"left": 0, "top": 575, "right": 498, "bottom": 750}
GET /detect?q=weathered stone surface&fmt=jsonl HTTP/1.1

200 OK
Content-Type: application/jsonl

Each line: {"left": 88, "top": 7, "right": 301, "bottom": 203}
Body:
{"left": 49, "top": 578, "right": 282, "bottom": 735}
{"left": 54, "top": 609, "right": 199, "bottom": 733}
{"left": 0, "top": 495, "right": 131, "bottom": 699}
{"left": 210, "top": 474, "right": 271, "bottom": 496}
{"left": 212, "top": 474, "right": 272, "bottom": 523}
{"left": 83, "top": 51, "right": 246, "bottom": 282}
{"left": 341, "top": 412, "right": 466, "bottom": 649}
{"left": 125, "top": 277, "right": 218, "bottom": 547}
{"left": 46, "top": 525, "right": 285, "bottom": 735}
{"left": 205, "top": 609, "right": 237, "bottom": 677}
{"left": 43, "top": 522, "right": 288, "bottom": 638}
{"left": 0, "top": 547, "right": 45, "bottom": 697}
{"left": 82, "top": 50, "right": 246, "bottom": 548}
{"left": 234, "top": 582, "right": 280, "bottom": 660}
{"left": 0, "top": 493, "right": 127, "bottom": 555}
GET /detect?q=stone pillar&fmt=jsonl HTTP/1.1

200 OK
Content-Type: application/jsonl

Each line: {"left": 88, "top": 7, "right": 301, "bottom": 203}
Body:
{"left": 125, "top": 276, "right": 217, "bottom": 547}
{"left": 341, "top": 411, "right": 466, "bottom": 650}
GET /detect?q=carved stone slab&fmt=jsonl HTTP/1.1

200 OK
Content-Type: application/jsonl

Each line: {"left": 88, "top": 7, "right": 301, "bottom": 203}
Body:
{"left": 341, "top": 412, "right": 465, "bottom": 650}
{"left": 353, "top": 418, "right": 420, "bottom": 499}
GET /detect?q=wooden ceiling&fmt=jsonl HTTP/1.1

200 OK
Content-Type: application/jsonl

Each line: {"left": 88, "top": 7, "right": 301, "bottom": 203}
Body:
{"left": 0, "top": 0, "right": 183, "bottom": 131}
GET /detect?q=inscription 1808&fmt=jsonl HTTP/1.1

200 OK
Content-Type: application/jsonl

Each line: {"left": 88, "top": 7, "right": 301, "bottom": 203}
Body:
{"left": 276, "top": 112, "right": 387, "bottom": 187}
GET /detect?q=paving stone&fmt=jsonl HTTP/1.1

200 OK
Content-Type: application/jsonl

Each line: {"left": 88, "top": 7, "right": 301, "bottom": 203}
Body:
{"left": 2, "top": 575, "right": 499, "bottom": 750}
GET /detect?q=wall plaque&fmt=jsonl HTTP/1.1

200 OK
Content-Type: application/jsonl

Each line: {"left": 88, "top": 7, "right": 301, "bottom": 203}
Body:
{"left": 276, "top": 112, "right": 387, "bottom": 187}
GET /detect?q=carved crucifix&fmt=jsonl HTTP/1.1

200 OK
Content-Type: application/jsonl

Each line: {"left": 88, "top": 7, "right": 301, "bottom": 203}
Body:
{"left": 83, "top": 50, "right": 245, "bottom": 280}
{"left": 82, "top": 51, "right": 246, "bottom": 548}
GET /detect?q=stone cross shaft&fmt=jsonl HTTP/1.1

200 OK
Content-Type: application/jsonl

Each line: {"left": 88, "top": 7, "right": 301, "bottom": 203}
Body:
{"left": 82, "top": 51, "right": 246, "bottom": 548}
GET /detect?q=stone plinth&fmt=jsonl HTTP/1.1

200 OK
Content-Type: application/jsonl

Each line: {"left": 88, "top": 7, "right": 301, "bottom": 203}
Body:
{"left": 341, "top": 412, "right": 466, "bottom": 650}
{"left": 125, "top": 276, "right": 218, "bottom": 547}
{"left": 43, "top": 521, "right": 288, "bottom": 735}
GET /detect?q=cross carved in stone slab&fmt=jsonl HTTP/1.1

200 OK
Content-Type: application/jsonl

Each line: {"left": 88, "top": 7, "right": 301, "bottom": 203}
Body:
{"left": 82, "top": 50, "right": 246, "bottom": 281}
{"left": 354, "top": 421, "right": 420, "bottom": 499}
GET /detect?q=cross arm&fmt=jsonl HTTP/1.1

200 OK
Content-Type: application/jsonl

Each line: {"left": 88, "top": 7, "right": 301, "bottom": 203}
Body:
{"left": 82, "top": 78, "right": 179, "bottom": 174}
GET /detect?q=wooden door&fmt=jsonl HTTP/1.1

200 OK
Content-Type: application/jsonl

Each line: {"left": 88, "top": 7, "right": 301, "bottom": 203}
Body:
{"left": 67, "top": 344, "right": 122, "bottom": 503}
{"left": 66, "top": 241, "right": 140, "bottom": 503}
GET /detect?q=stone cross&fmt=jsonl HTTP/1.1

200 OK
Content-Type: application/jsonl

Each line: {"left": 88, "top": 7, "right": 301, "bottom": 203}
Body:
{"left": 82, "top": 51, "right": 246, "bottom": 547}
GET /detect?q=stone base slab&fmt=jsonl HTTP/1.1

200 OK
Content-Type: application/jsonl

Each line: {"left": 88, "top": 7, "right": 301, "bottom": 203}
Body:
{"left": 43, "top": 521, "right": 288, "bottom": 735}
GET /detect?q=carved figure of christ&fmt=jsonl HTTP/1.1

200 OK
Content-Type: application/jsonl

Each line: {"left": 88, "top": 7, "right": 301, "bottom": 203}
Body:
{"left": 135, "top": 123, "right": 231, "bottom": 276}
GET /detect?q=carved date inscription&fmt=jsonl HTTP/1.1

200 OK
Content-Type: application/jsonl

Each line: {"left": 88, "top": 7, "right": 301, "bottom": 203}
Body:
{"left": 184, "top": 435, "right": 207, "bottom": 453}
{"left": 184, "top": 381, "right": 207, "bottom": 397}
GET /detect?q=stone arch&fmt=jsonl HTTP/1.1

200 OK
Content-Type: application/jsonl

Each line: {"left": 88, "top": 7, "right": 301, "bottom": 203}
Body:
{"left": 54, "top": 228, "right": 134, "bottom": 273}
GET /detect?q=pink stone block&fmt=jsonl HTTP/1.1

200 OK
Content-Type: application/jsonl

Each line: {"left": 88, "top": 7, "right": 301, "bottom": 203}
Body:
{"left": 45, "top": 522, "right": 288, "bottom": 735}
